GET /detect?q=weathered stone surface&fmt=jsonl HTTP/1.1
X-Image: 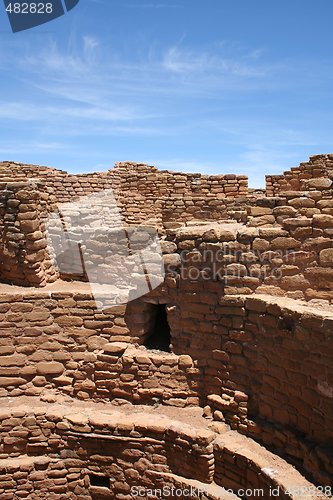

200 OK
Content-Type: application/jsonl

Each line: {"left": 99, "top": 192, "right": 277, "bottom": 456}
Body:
{"left": 319, "top": 248, "right": 333, "bottom": 267}
{"left": 103, "top": 342, "right": 128, "bottom": 355}
{"left": 271, "top": 237, "right": 301, "bottom": 250}
{"left": 0, "top": 377, "right": 25, "bottom": 387}
{"left": 163, "top": 254, "right": 182, "bottom": 268}
{"left": 313, "top": 214, "right": 333, "bottom": 227}
{"left": 36, "top": 362, "right": 64, "bottom": 376}
{"left": 160, "top": 241, "right": 177, "bottom": 254}
{"left": 306, "top": 177, "right": 332, "bottom": 190}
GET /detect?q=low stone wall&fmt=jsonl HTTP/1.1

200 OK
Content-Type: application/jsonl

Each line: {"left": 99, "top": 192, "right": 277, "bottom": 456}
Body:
{"left": 0, "top": 400, "right": 327, "bottom": 499}
{"left": 0, "top": 283, "right": 332, "bottom": 484}
{"left": 0, "top": 161, "right": 249, "bottom": 228}
{"left": 0, "top": 456, "right": 85, "bottom": 499}
{"left": 0, "top": 288, "right": 200, "bottom": 407}
{"left": 165, "top": 212, "right": 333, "bottom": 303}
{"left": 0, "top": 403, "right": 215, "bottom": 498}
{"left": 213, "top": 431, "right": 332, "bottom": 500}
{"left": 76, "top": 343, "right": 199, "bottom": 406}
{"left": 125, "top": 281, "right": 333, "bottom": 487}
{"left": 266, "top": 154, "right": 333, "bottom": 196}
{"left": 0, "top": 289, "right": 128, "bottom": 398}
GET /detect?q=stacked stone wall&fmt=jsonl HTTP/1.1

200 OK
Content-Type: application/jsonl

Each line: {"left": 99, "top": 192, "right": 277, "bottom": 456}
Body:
{"left": 0, "top": 405, "right": 216, "bottom": 499}
{"left": 0, "top": 180, "right": 58, "bottom": 286}
{"left": 164, "top": 214, "right": 333, "bottom": 303}
{"left": 0, "top": 161, "right": 249, "bottom": 228}
{"left": 81, "top": 343, "right": 199, "bottom": 407}
{"left": 0, "top": 290, "right": 200, "bottom": 407}
{"left": 0, "top": 290, "right": 128, "bottom": 398}
{"left": 266, "top": 154, "right": 333, "bottom": 196}
{"left": 0, "top": 155, "right": 333, "bottom": 496}
{"left": 0, "top": 403, "right": 327, "bottom": 499}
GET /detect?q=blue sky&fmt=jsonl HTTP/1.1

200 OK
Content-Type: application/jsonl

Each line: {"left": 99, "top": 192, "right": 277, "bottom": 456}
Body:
{"left": 0, "top": 0, "right": 333, "bottom": 186}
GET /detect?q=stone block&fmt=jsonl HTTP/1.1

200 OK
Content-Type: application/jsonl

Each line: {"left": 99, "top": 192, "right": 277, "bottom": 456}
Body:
{"left": 36, "top": 362, "right": 64, "bottom": 376}
{"left": 319, "top": 248, "right": 333, "bottom": 267}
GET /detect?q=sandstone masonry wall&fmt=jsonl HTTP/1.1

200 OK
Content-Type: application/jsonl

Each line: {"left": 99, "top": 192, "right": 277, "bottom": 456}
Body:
{"left": 153, "top": 279, "right": 333, "bottom": 485}
{"left": 0, "top": 289, "right": 200, "bottom": 407}
{"left": 164, "top": 215, "right": 333, "bottom": 303}
{"left": 0, "top": 156, "right": 332, "bottom": 496}
{"left": 80, "top": 343, "right": 199, "bottom": 407}
{"left": 0, "top": 401, "right": 326, "bottom": 499}
{"left": 266, "top": 154, "right": 333, "bottom": 196}
{"left": 0, "top": 290, "right": 128, "bottom": 398}
{"left": 0, "top": 180, "right": 58, "bottom": 286}
{"left": 0, "top": 161, "right": 249, "bottom": 228}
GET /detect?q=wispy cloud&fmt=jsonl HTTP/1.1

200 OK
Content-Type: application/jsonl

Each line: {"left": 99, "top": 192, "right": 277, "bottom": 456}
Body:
{"left": 14, "top": 35, "right": 281, "bottom": 109}
{"left": 162, "top": 46, "right": 271, "bottom": 77}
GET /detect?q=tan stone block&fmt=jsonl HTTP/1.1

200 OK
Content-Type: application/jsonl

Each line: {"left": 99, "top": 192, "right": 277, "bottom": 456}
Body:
{"left": 55, "top": 316, "right": 83, "bottom": 327}
{"left": 306, "top": 177, "right": 332, "bottom": 190}
{"left": 32, "top": 376, "right": 47, "bottom": 387}
{"left": 249, "top": 207, "right": 273, "bottom": 216}
{"left": 20, "top": 220, "right": 40, "bottom": 232}
{"left": 305, "top": 267, "right": 333, "bottom": 288}
{"left": 225, "top": 263, "right": 247, "bottom": 276}
{"left": 0, "top": 354, "right": 26, "bottom": 366}
{"left": 0, "top": 377, "right": 25, "bottom": 387}
{"left": 282, "top": 217, "right": 311, "bottom": 227}
{"left": 178, "top": 355, "right": 193, "bottom": 368}
{"left": 289, "top": 197, "right": 315, "bottom": 208}
{"left": 273, "top": 206, "right": 297, "bottom": 217}
{"left": 253, "top": 238, "right": 270, "bottom": 251}
{"left": 319, "top": 248, "right": 333, "bottom": 267}
{"left": 280, "top": 274, "right": 311, "bottom": 291}
{"left": 313, "top": 214, "right": 333, "bottom": 227}
{"left": 135, "top": 355, "right": 151, "bottom": 364}
{"left": 36, "top": 362, "right": 64, "bottom": 376}
{"left": 160, "top": 241, "right": 177, "bottom": 254}
{"left": 163, "top": 254, "right": 181, "bottom": 268}
{"left": 248, "top": 215, "right": 276, "bottom": 226}
{"left": 271, "top": 237, "right": 301, "bottom": 250}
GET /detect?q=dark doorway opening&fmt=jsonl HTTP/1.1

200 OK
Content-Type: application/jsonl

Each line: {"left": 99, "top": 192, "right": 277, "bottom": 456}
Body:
{"left": 89, "top": 474, "right": 110, "bottom": 488}
{"left": 144, "top": 304, "right": 171, "bottom": 352}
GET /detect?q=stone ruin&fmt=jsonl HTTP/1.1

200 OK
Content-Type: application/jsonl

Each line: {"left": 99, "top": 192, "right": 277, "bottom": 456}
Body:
{"left": 0, "top": 154, "right": 332, "bottom": 499}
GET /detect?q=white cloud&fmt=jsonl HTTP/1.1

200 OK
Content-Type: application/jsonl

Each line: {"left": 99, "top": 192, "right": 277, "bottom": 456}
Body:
{"left": 162, "top": 46, "right": 271, "bottom": 77}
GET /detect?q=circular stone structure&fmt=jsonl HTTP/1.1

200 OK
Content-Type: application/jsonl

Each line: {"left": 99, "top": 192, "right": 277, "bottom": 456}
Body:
{"left": 0, "top": 397, "right": 328, "bottom": 499}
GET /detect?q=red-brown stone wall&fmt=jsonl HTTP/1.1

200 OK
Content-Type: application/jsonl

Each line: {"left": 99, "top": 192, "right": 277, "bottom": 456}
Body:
{"left": 0, "top": 161, "right": 249, "bottom": 228}
{"left": 266, "top": 154, "right": 333, "bottom": 196}
{"left": 0, "top": 403, "right": 326, "bottom": 499}
{"left": 0, "top": 180, "right": 58, "bottom": 286}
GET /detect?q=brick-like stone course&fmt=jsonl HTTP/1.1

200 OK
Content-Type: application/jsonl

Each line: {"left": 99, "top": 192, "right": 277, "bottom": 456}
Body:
{"left": 0, "top": 180, "right": 58, "bottom": 286}
{"left": 266, "top": 154, "right": 333, "bottom": 196}
{"left": 0, "top": 400, "right": 326, "bottom": 499}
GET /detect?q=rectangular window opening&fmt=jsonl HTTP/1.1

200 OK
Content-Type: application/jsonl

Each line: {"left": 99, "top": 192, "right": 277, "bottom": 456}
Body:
{"left": 89, "top": 474, "right": 110, "bottom": 488}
